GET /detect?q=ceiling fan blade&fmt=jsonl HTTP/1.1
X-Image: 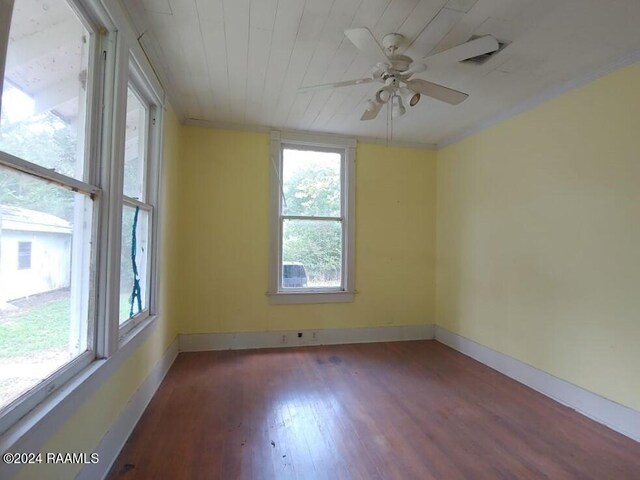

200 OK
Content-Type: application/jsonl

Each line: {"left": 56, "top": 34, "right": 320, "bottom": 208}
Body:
{"left": 360, "top": 100, "right": 383, "bottom": 121}
{"left": 405, "top": 79, "right": 468, "bottom": 105}
{"left": 298, "top": 77, "right": 373, "bottom": 93}
{"left": 345, "top": 28, "right": 390, "bottom": 65}
{"left": 425, "top": 35, "right": 500, "bottom": 64}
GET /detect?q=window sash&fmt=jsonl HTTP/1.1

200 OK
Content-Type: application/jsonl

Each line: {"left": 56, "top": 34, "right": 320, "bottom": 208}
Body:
{"left": 0, "top": 162, "right": 100, "bottom": 431}
{"left": 119, "top": 198, "right": 153, "bottom": 336}
{"left": 123, "top": 83, "right": 150, "bottom": 202}
{"left": 0, "top": 0, "right": 103, "bottom": 435}
{"left": 117, "top": 70, "right": 156, "bottom": 335}
{"left": 279, "top": 216, "right": 346, "bottom": 293}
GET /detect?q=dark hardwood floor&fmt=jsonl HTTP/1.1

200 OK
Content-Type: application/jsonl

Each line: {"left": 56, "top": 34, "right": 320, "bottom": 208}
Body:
{"left": 108, "top": 340, "right": 640, "bottom": 479}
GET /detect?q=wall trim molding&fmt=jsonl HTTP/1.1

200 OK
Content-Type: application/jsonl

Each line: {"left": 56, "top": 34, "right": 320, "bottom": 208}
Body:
{"left": 180, "top": 324, "right": 435, "bottom": 352}
{"left": 436, "top": 48, "right": 640, "bottom": 149}
{"left": 76, "top": 336, "right": 179, "bottom": 480}
{"left": 434, "top": 326, "right": 640, "bottom": 443}
{"left": 182, "top": 118, "right": 438, "bottom": 151}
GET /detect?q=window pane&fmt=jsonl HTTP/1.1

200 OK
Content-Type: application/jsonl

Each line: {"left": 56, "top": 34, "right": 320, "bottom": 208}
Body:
{"left": 0, "top": 166, "right": 93, "bottom": 410}
{"left": 0, "top": 0, "right": 91, "bottom": 180}
{"left": 123, "top": 88, "right": 147, "bottom": 200}
{"left": 282, "top": 148, "right": 341, "bottom": 217}
{"left": 119, "top": 205, "right": 149, "bottom": 324}
{"left": 282, "top": 219, "right": 342, "bottom": 289}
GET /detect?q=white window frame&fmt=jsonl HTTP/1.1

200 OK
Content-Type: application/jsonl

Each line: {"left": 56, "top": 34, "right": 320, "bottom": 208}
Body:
{"left": 117, "top": 71, "right": 160, "bottom": 338}
{"left": 268, "top": 131, "right": 356, "bottom": 304}
{"left": 0, "top": 0, "right": 165, "bottom": 439}
{"left": 0, "top": 0, "right": 104, "bottom": 435}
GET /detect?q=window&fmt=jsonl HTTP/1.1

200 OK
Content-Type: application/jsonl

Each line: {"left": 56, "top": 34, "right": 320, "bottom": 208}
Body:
{"left": 268, "top": 132, "right": 356, "bottom": 304}
{"left": 118, "top": 83, "right": 156, "bottom": 332}
{"left": 17, "top": 241, "right": 32, "bottom": 270}
{"left": 0, "top": 0, "right": 164, "bottom": 436}
{"left": 0, "top": 0, "right": 97, "bottom": 429}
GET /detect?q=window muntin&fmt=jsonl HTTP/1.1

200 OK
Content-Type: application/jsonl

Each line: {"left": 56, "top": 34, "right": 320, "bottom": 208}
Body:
{"left": 278, "top": 145, "right": 346, "bottom": 292}
{"left": 0, "top": 0, "right": 91, "bottom": 180}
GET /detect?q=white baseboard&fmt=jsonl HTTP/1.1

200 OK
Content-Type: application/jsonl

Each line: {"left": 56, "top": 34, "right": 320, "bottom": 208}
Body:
{"left": 179, "top": 324, "right": 435, "bottom": 352}
{"left": 76, "top": 337, "right": 179, "bottom": 480}
{"left": 435, "top": 326, "right": 640, "bottom": 443}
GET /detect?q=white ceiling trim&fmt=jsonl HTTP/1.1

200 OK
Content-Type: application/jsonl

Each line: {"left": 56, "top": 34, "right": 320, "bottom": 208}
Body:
{"left": 182, "top": 118, "right": 437, "bottom": 150}
{"left": 436, "top": 48, "right": 640, "bottom": 149}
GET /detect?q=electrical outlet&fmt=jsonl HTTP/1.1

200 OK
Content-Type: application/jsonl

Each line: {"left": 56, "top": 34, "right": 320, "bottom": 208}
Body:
{"left": 311, "top": 331, "right": 318, "bottom": 342}
{"left": 281, "top": 334, "right": 287, "bottom": 344}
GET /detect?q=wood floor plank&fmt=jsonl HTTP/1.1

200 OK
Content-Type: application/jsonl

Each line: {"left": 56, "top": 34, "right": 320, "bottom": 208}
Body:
{"left": 108, "top": 341, "right": 640, "bottom": 480}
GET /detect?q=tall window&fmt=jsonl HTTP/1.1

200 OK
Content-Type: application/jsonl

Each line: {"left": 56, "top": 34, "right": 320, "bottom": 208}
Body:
{"left": 0, "top": 0, "right": 163, "bottom": 436}
{"left": 0, "top": 0, "right": 97, "bottom": 424}
{"left": 119, "top": 85, "right": 153, "bottom": 332}
{"left": 268, "top": 132, "right": 355, "bottom": 304}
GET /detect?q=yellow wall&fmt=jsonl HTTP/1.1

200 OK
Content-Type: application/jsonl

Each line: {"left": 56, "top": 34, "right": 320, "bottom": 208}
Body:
{"left": 14, "top": 59, "right": 640, "bottom": 479}
{"left": 177, "top": 128, "right": 437, "bottom": 333}
{"left": 437, "top": 62, "right": 640, "bottom": 411}
{"left": 15, "top": 106, "right": 183, "bottom": 479}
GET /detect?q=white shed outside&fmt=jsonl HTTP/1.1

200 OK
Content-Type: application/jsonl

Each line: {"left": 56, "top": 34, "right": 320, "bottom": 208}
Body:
{"left": 0, "top": 205, "right": 72, "bottom": 303}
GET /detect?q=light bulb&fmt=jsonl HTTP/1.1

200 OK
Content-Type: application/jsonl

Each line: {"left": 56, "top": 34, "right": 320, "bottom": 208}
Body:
{"left": 392, "top": 95, "right": 406, "bottom": 118}
{"left": 399, "top": 87, "right": 420, "bottom": 107}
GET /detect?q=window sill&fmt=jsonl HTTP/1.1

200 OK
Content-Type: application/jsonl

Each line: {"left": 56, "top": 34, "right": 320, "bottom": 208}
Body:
{"left": 267, "top": 291, "right": 355, "bottom": 305}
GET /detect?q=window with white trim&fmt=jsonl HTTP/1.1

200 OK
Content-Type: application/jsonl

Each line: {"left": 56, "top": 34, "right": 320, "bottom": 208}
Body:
{"left": 0, "top": 0, "right": 164, "bottom": 436}
{"left": 0, "top": 0, "right": 98, "bottom": 428}
{"left": 268, "top": 132, "right": 356, "bottom": 304}
{"left": 118, "top": 84, "right": 154, "bottom": 332}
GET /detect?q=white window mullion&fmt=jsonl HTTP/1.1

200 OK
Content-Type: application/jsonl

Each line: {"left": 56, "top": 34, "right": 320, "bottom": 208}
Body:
{"left": 147, "top": 106, "right": 163, "bottom": 316}
{"left": 281, "top": 215, "right": 343, "bottom": 222}
{"left": 96, "top": 30, "right": 127, "bottom": 358}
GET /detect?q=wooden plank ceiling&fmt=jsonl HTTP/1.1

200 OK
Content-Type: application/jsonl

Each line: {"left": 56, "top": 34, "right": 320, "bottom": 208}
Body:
{"left": 134, "top": 0, "right": 640, "bottom": 145}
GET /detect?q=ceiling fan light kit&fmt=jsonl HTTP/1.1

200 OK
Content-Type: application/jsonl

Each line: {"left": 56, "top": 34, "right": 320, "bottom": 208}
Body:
{"left": 399, "top": 87, "right": 420, "bottom": 107}
{"left": 391, "top": 95, "right": 406, "bottom": 119}
{"left": 299, "top": 27, "right": 501, "bottom": 122}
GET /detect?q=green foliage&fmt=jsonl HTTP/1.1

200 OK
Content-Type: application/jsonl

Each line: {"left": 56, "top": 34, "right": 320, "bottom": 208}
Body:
{"left": 283, "top": 162, "right": 340, "bottom": 217}
{"left": 282, "top": 159, "right": 342, "bottom": 285}
{"left": 0, "top": 108, "right": 78, "bottom": 220}
{"left": 283, "top": 220, "right": 342, "bottom": 283}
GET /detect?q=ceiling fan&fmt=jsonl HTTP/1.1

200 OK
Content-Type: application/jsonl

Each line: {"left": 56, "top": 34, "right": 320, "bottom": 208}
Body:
{"left": 299, "top": 28, "right": 500, "bottom": 121}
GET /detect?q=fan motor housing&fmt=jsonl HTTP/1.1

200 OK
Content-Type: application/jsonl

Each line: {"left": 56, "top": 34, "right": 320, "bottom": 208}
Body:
{"left": 382, "top": 33, "right": 405, "bottom": 52}
{"left": 389, "top": 54, "right": 412, "bottom": 72}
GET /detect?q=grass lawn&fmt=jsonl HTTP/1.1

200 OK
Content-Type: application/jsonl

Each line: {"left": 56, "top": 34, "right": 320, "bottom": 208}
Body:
{"left": 0, "top": 297, "right": 70, "bottom": 358}
{"left": 0, "top": 293, "right": 141, "bottom": 359}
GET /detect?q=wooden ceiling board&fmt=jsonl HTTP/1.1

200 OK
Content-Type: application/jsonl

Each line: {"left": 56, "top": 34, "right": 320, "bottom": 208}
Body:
{"left": 134, "top": 0, "right": 640, "bottom": 144}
